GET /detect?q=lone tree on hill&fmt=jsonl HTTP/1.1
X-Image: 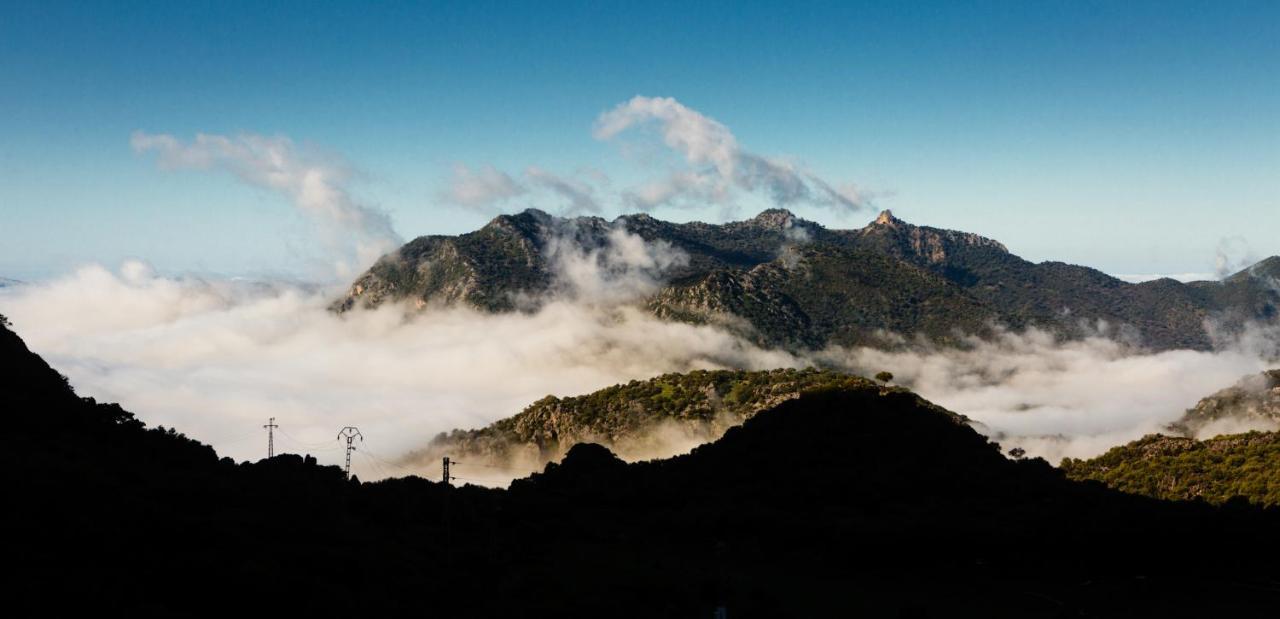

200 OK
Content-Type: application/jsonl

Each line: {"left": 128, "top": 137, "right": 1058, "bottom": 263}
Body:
{"left": 874, "top": 371, "right": 894, "bottom": 384}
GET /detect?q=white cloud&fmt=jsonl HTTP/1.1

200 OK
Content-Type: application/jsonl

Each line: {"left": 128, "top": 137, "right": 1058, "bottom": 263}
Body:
{"left": 525, "top": 166, "right": 602, "bottom": 215}
{"left": 5, "top": 246, "right": 1277, "bottom": 485}
{"left": 131, "top": 131, "right": 400, "bottom": 278}
{"left": 593, "top": 96, "right": 875, "bottom": 214}
{"left": 820, "top": 325, "right": 1277, "bottom": 463}
{"left": 0, "top": 258, "right": 795, "bottom": 483}
{"left": 438, "top": 163, "right": 527, "bottom": 212}
{"left": 1215, "top": 236, "right": 1255, "bottom": 279}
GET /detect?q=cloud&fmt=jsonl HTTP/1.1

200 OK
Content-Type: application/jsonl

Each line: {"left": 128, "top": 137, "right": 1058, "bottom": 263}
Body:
{"left": 434, "top": 97, "right": 875, "bottom": 219}
{"left": 131, "top": 131, "right": 400, "bottom": 278}
{"left": 525, "top": 166, "right": 603, "bottom": 215}
{"left": 5, "top": 239, "right": 1277, "bottom": 486}
{"left": 0, "top": 257, "right": 796, "bottom": 483}
{"left": 1215, "top": 236, "right": 1256, "bottom": 279}
{"left": 819, "top": 325, "right": 1277, "bottom": 463}
{"left": 544, "top": 224, "right": 689, "bottom": 305}
{"left": 593, "top": 96, "right": 875, "bottom": 214}
{"left": 438, "top": 163, "right": 527, "bottom": 213}
{"left": 440, "top": 164, "right": 608, "bottom": 217}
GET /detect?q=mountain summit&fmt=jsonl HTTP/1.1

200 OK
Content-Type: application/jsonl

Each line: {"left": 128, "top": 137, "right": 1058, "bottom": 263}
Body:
{"left": 333, "top": 209, "right": 1278, "bottom": 350}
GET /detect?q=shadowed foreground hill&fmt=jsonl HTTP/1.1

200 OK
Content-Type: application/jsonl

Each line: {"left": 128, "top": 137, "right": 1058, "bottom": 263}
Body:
{"left": 4, "top": 317, "right": 1280, "bottom": 617}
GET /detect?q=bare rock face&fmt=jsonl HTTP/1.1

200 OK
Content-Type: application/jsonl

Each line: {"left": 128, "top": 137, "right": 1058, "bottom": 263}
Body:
{"left": 862, "top": 209, "right": 1009, "bottom": 265}
{"left": 1170, "top": 369, "right": 1280, "bottom": 437}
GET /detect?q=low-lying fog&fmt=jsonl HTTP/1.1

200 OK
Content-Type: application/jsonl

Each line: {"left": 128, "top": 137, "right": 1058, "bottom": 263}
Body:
{"left": 3, "top": 249, "right": 1275, "bottom": 484}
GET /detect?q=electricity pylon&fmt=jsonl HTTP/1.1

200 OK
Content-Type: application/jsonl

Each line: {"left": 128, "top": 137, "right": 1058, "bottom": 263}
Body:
{"left": 337, "top": 426, "right": 363, "bottom": 479}
{"left": 263, "top": 417, "right": 278, "bottom": 459}
{"left": 442, "top": 456, "right": 458, "bottom": 485}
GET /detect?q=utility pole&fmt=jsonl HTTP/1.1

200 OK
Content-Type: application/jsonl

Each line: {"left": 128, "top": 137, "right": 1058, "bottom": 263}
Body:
{"left": 337, "top": 426, "right": 363, "bottom": 479}
{"left": 263, "top": 417, "right": 278, "bottom": 459}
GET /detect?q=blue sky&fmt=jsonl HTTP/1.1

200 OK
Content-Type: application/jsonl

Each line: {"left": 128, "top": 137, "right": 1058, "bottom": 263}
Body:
{"left": 2, "top": 0, "right": 1277, "bottom": 281}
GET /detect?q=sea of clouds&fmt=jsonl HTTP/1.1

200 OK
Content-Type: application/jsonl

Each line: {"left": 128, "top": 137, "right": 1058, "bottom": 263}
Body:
{"left": 5, "top": 94, "right": 1275, "bottom": 483}
{"left": 3, "top": 242, "right": 1275, "bottom": 484}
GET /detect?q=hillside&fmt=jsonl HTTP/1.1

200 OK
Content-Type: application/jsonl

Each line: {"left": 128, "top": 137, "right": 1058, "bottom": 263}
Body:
{"left": 5, "top": 316, "right": 1280, "bottom": 616}
{"left": 416, "top": 368, "right": 963, "bottom": 470}
{"left": 1061, "top": 431, "right": 1280, "bottom": 507}
{"left": 1169, "top": 369, "right": 1280, "bottom": 437}
{"left": 333, "top": 208, "right": 1278, "bottom": 351}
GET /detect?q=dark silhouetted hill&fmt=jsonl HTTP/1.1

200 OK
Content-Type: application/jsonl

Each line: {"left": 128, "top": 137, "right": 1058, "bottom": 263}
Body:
{"left": 4, "top": 317, "right": 1280, "bottom": 617}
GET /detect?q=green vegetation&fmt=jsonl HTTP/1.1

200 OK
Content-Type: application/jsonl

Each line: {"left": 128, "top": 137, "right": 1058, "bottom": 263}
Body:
{"left": 422, "top": 368, "right": 952, "bottom": 464}
{"left": 1061, "top": 432, "right": 1280, "bottom": 507}
{"left": 334, "top": 207, "right": 1279, "bottom": 352}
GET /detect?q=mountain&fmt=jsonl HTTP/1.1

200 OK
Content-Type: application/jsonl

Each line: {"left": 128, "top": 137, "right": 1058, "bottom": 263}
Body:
{"left": 1061, "top": 431, "right": 1280, "bottom": 507}
{"left": 333, "top": 208, "right": 1279, "bottom": 351}
{"left": 1169, "top": 369, "right": 1280, "bottom": 436}
{"left": 6, "top": 314, "right": 1280, "bottom": 616}
{"left": 416, "top": 368, "right": 960, "bottom": 470}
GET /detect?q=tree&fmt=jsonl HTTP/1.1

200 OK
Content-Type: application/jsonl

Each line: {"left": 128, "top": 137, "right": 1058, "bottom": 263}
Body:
{"left": 874, "top": 371, "right": 894, "bottom": 384}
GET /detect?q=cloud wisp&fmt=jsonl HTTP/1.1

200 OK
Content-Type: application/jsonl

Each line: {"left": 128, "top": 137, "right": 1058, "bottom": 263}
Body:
{"left": 441, "top": 95, "right": 876, "bottom": 219}
{"left": 438, "top": 163, "right": 528, "bottom": 213}
{"left": 131, "top": 131, "right": 401, "bottom": 278}
{"left": 593, "top": 96, "right": 875, "bottom": 214}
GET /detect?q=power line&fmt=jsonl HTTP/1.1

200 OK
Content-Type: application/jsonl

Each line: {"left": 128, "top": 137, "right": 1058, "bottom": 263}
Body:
{"left": 277, "top": 429, "right": 341, "bottom": 450}
{"left": 357, "top": 447, "right": 420, "bottom": 477}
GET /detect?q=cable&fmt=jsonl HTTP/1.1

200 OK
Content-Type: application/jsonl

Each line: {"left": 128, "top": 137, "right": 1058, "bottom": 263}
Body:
{"left": 358, "top": 443, "right": 430, "bottom": 477}
{"left": 200, "top": 427, "right": 262, "bottom": 446}
{"left": 278, "top": 429, "right": 342, "bottom": 451}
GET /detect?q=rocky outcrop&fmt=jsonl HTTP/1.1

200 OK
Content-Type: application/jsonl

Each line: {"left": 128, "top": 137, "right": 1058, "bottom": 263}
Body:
{"left": 860, "top": 209, "right": 1009, "bottom": 264}
{"left": 1170, "top": 369, "right": 1280, "bottom": 437}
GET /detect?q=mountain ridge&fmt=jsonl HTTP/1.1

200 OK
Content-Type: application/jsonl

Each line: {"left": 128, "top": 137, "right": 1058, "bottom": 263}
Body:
{"left": 333, "top": 208, "right": 1278, "bottom": 351}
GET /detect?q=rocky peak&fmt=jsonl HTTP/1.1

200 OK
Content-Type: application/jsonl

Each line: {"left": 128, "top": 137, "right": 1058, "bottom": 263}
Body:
{"left": 750, "top": 208, "right": 798, "bottom": 229}
{"left": 873, "top": 209, "right": 901, "bottom": 226}
{"left": 859, "top": 209, "right": 1008, "bottom": 263}
{"left": 484, "top": 208, "right": 554, "bottom": 235}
